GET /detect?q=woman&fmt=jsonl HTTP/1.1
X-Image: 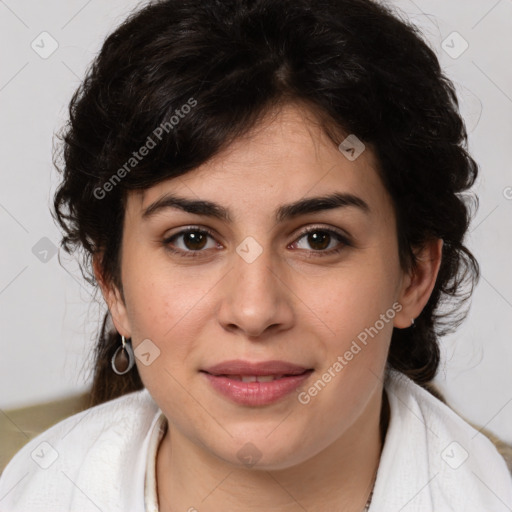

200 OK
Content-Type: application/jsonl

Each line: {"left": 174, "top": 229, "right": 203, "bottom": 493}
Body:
{"left": 1, "top": 0, "right": 511, "bottom": 510}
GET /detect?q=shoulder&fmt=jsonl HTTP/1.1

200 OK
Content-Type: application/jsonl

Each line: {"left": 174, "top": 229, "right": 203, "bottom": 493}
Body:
{"left": 0, "top": 389, "right": 159, "bottom": 511}
{"left": 384, "top": 369, "right": 508, "bottom": 464}
{"left": 386, "top": 370, "right": 506, "bottom": 454}
{"left": 379, "top": 369, "right": 512, "bottom": 510}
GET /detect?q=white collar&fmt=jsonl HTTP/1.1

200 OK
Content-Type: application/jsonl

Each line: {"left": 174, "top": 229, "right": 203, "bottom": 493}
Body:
{"left": 144, "top": 412, "right": 167, "bottom": 512}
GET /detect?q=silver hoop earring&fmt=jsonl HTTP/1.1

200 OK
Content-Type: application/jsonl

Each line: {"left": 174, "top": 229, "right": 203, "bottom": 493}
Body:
{"left": 111, "top": 335, "right": 135, "bottom": 375}
{"left": 411, "top": 318, "right": 415, "bottom": 327}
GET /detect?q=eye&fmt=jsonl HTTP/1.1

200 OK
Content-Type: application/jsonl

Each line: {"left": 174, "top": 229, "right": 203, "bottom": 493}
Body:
{"left": 162, "top": 227, "right": 219, "bottom": 257}
{"left": 162, "top": 225, "right": 351, "bottom": 259}
{"left": 291, "top": 226, "right": 351, "bottom": 256}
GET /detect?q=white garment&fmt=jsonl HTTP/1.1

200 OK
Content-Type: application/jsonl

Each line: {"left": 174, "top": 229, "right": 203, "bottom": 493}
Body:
{"left": 144, "top": 413, "right": 166, "bottom": 512}
{"left": 0, "top": 370, "right": 511, "bottom": 511}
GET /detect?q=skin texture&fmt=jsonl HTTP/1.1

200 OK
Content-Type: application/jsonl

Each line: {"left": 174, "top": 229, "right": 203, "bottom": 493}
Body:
{"left": 96, "top": 103, "right": 442, "bottom": 511}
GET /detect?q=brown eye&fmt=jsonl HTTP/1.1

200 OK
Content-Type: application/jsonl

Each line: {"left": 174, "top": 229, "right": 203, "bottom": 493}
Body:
{"left": 305, "top": 231, "right": 331, "bottom": 251}
{"left": 181, "top": 231, "right": 208, "bottom": 250}
{"left": 163, "top": 227, "right": 218, "bottom": 257}
{"left": 292, "top": 227, "right": 351, "bottom": 256}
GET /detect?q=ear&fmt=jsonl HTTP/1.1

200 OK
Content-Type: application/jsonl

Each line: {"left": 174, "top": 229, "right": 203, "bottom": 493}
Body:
{"left": 93, "top": 254, "right": 132, "bottom": 338}
{"left": 393, "top": 238, "right": 443, "bottom": 329}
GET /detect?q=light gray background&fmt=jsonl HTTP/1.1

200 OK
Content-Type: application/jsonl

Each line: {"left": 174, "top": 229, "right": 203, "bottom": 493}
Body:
{"left": 1, "top": 0, "right": 511, "bottom": 443}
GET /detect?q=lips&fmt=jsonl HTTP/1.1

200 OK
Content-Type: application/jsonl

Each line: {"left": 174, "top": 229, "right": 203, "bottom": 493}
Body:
{"left": 201, "top": 359, "right": 313, "bottom": 406}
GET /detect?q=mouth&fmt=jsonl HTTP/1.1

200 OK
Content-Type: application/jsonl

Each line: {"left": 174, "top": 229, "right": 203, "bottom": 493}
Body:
{"left": 214, "top": 374, "right": 299, "bottom": 382}
{"left": 200, "top": 360, "right": 314, "bottom": 406}
{"left": 202, "top": 359, "right": 312, "bottom": 376}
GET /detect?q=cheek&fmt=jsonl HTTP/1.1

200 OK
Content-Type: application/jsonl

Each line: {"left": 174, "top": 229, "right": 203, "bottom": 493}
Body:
{"left": 121, "top": 257, "right": 221, "bottom": 384}
{"left": 122, "top": 249, "right": 208, "bottom": 339}
{"left": 293, "top": 257, "right": 400, "bottom": 403}
{"left": 296, "top": 258, "right": 399, "bottom": 342}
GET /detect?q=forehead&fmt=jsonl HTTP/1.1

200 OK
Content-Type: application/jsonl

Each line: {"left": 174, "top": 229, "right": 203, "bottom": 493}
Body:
{"left": 131, "top": 103, "right": 389, "bottom": 219}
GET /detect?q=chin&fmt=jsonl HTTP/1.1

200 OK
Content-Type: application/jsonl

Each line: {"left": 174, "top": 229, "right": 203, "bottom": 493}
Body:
{"left": 210, "top": 434, "right": 312, "bottom": 471}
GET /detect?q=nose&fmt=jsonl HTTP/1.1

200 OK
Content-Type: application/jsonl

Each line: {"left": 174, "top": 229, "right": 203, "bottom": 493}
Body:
{"left": 216, "top": 245, "right": 295, "bottom": 339}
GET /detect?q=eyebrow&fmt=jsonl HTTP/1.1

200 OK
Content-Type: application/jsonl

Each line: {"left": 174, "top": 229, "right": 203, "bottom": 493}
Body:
{"left": 141, "top": 191, "right": 370, "bottom": 223}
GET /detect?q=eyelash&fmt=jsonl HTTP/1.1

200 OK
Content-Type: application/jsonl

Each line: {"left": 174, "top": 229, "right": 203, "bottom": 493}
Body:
{"left": 162, "top": 225, "right": 352, "bottom": 259}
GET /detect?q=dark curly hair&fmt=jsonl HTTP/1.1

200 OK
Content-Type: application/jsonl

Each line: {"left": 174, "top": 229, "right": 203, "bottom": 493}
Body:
{"left": 52, "top": 0, "right": 479, "bottom": 406}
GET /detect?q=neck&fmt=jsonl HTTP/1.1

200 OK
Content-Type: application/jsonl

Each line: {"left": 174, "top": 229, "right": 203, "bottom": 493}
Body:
{"left": 156, "top": 389, "right": 389, "bottom": 512}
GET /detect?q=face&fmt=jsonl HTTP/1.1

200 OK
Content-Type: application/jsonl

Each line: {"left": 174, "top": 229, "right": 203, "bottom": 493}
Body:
{"left": 103, "top": 103, "right": 435, "bottom": 470}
